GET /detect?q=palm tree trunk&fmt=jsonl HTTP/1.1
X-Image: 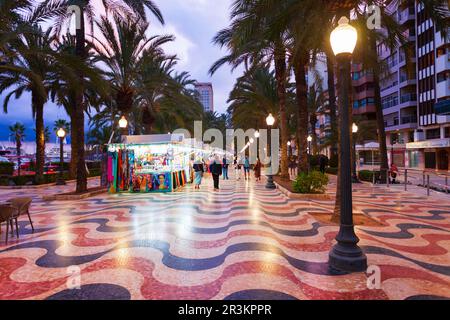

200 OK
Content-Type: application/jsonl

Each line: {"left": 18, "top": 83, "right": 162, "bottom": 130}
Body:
{"left": 74, "top": 9, "right": 87, "bottom": 193}
{"left": 370, "top": 35, "right": 389, "bottom": 181}
{"left": 68, "top": 103, "right": 77, "bottom": 179}
{"left": 326, "top": 51, "right": 338, "bottom": 159}
{"left": 274, "top": 45, "right": 289, "bottom": 179}
{"left": 294, "top": 52, "right": 309, "bottom": 173}
{"left": 33, "top": 91, "right": 45, "bottom": 183}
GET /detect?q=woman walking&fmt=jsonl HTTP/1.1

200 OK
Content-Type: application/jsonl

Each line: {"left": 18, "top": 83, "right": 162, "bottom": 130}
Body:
{"left": 193, "top": 158, "right": 204, "bottom": 190}
{"left": 209, "top": 156, "right": 222, "bottom": 191}
{"left": 234, "top": 156, "right": 241, "bottom": 181}
{"left": 254, "top": 157, "right": 262, "bottom": 182}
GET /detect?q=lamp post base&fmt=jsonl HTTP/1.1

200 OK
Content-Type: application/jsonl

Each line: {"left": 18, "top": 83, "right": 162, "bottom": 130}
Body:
{"left": 328, "top": 225, "right": 367, "bottom": 273}
{"left": 265, "top": 175, "right": 276, "bottom": 189}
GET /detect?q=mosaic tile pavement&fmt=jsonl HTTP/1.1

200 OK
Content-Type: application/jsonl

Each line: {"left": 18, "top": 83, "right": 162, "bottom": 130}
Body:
{"left": 0, "top": 175, "right": 449, "bottom": 300}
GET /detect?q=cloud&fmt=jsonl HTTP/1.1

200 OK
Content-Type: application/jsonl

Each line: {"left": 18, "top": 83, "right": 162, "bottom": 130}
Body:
{"left": 0, "top": 0, "right": 241, "bottom": 140}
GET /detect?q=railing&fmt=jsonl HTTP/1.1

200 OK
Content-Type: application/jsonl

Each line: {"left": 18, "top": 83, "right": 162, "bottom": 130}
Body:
{"left": 370, "top": 167, "right": 450, "bottom": 196}
{"left": 381, "top": 81, "right": 398, "bottom": 92}
{"left": 401, "top": 115, "right": 417, "bottom": 124}
{"left": 400, "top": 74, "right": 416, "bottom": 83}
{"left": 382, "top": 99, "right": 399, "bottom": 109}
{"left": 400, "top": 93, "right": 417, "bottom": 103}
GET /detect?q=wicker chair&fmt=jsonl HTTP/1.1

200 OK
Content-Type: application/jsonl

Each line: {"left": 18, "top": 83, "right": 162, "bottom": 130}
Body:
{"left": 0, "top": 205, "right": 19, "bottom": 244}
{"left": 7, "top": 197, "right": 34, "bottom": 233}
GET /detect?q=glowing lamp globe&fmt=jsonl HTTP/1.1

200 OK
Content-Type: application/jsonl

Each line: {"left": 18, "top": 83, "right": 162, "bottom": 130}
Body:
{"left": 266, "top": 114, "right": 275, "bottom": 126}
{"left": 57, "top": 128, "right": 66, "bottom": 139}
{"left": 287, "top": 141, "right": 291, "bottom": 146}
{"left": 119, "top": 116, "right": 128, "bottom": 129}
{"left": 352, "top": 123, "right": 359, "bottom": 133}
{"left": 330, "top": 17, "right": 358, "bottom": 56}
{"left": 254, "top": 131, "right": 260, "bottom": 138}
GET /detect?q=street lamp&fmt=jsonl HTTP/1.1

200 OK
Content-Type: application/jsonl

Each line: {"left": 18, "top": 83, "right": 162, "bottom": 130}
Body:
{"left": 352, "top": 123, "right": 360, "bottom": 183}
{"left": 328, "top": 16, "right": 367, "bottom": 273}
{"left": 56, "top": 128, "right": 66, "bottom": 186}
{"left": 118, "top": 115, "right": 128, "bottom": 142}
{"left": 254, "top": 131, "right": 260, "bottom": 138}
{"left": 265, "top": 113, "right": 276, "bottom": 189}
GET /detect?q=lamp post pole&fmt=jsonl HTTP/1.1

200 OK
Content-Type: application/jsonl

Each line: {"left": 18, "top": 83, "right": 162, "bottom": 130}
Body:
{"left": 265, "top": 114, "right": 276, "bottom": 189}
{"left": 328, "top": 17, "right": 367, "bottom": 273}
{"left": 56, "top": 128, "right": 66, "bottom": 186}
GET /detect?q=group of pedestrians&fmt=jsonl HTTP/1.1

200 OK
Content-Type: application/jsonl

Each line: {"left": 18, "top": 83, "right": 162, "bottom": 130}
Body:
{"left": 192, "top": 155, "right": 263, "bottom": 191}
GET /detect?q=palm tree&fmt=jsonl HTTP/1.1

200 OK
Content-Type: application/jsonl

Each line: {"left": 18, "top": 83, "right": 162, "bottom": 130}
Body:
{"left": 42, "top": 0, "right": 165, "bottom": 194}
{"left": 308, "top": 83, "right": 326, "bottom": 155}
{"left": 9, "top": 122, "right": 25, "bottom": 177}
{"left": 54, "top": 119, "right": 70, "bottom": 134}
{"left": 210, "top": 0, "right": 292, "bottom": 178}
{"left": 90, "top": 15, "right": 174, "bottom": 133}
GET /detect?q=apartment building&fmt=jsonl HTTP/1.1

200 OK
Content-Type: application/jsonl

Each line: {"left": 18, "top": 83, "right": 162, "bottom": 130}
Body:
{"left": 380, "top": 1, "right": 450, "bottom": 171}
{"left": 194, "top": 82, "right": 214, "bottom": 112}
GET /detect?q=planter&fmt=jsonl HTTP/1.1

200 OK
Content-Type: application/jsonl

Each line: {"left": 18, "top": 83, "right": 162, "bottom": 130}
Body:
{"left": 42, "top": 187, "right": 107, "bottom": 201}
{"left": 0, "top": 176, "right": 100, "bottom": 190}
{"left": 274, "top": 181, "right": 332, "bottom": 200}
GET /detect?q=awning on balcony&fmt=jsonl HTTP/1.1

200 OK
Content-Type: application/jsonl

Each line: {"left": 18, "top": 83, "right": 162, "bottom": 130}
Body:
{"left": 434, "top": 99, "right": 450, "bottom": 115}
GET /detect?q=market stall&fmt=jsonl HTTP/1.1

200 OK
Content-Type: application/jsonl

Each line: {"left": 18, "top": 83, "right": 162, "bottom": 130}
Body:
{"left": 107, "top": 134, "right": 197, "bottom": 193}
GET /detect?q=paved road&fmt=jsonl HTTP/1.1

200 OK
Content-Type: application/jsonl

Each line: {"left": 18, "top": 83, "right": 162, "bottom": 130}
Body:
{"left": 0, "top": 174, "right": 449, "bottom": 300}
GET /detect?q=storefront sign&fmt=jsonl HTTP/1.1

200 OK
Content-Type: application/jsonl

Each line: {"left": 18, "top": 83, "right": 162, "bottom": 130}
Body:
{"left": 406, "top": 139, "right": 450, "bottom": 149}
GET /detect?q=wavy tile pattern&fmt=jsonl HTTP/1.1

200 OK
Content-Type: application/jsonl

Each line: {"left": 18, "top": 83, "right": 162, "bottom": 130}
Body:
{"left": 0, "top": 177, "right": 449, "bottom": 300}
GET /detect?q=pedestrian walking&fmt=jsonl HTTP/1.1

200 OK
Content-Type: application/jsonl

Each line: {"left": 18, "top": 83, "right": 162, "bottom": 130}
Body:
{"left": 193, "top": 158, "right": 204, "bottom": 190}
{"left": 234, "top": 156, "right": 241, "bottom": 181}
{"left": 254, "top": 157, "right": 262, "bottom": 182}
{"left": 243, "top": 155, "right": 251, "bottom": 180}
{"left": 319, "top": 154, "right": 327, "bottom": 174}
{"left": 209, "top": 156, "right": 222, "bottom": 191}
{"left": 222, "top": 156, "right": 229, "bottom": 180}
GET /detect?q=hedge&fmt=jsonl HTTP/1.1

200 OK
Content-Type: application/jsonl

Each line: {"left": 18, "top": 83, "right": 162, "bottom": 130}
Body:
{"left": 0, "top": 169, "right": 102, "bottom": 186}
{"left": 0, "top": 162, "right": 14, "bottom": 176}
{"left": 292, "top": 171, "right": 329, "bottom": 194}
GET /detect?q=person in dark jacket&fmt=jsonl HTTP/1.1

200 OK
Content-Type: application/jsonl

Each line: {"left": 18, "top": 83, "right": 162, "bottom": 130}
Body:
{"left": 222, "top": 156, "right": 229, "bottom": 180}
{"left": 209, "top": 156, "right": 222, "bottom": 191}
{"left": 319, "top": 154, "right": 327, "bottom": 174}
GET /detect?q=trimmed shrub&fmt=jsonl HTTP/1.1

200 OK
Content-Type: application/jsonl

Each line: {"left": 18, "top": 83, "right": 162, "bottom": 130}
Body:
{"left": 0, "top": 162, "right": 14, "bottom": 176}
{"left": 358, "top": 170, "right": 379, "bottom": 182}
{"left": 292, "top": 171, "right": 329, "bottom": 194}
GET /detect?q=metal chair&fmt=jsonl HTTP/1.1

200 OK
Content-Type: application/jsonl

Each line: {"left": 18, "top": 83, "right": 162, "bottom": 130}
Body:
{"left": 7, "top": 197, "right": 34, "bottom": 233}
{"left": 0, "top": 205, "right": 19, "bottom": 244}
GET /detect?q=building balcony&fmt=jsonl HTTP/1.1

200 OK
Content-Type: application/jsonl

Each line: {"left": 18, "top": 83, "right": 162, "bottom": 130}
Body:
{"left": 436, "top": 80, "right": 450, "bottom": 99}
{"left": 381, "top": 81, "right": 399, "bottom": 95}
{"left": 352, "top": 74, "right": 374, "bottom": 86}
{"left": 353, "top": 104, "right": 376, "bottom": 116}
{"left": 434, "top": 99, "right": 450, "bottom": 115}
{"left": 436, "top": 53, "right": 450, "bottom": 74}
{"left": 354, "top": 89, "right": 375, "bottom": 100}
{"left": 399, "top": 75, "right": 417, "bottom": 87}
{"left": 435, "top": 29, "right": 450, "bottom": 49}
{"left": 397, "top": 7, "right": 415, "bottom": 25}
{"left": 385, "top": 115, "right": 418, "bottom": 132}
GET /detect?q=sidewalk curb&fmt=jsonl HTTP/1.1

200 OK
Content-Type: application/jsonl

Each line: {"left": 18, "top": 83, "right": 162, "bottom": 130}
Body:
{"left": 0, "top": 176, "right": 100, "bottom": 190}
{"left": 274, "top": 181, "right": 333, "bottom": 200}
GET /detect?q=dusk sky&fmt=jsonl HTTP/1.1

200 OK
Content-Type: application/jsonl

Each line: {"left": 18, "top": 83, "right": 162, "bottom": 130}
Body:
{"left": 0, "top": 0, "right": 241, "bottom": 141}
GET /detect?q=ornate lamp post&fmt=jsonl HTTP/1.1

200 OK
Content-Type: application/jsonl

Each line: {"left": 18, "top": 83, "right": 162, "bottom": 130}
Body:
{"left": 265, "top": 113, "right": 276, "bottom": 189}
{"left": 352, "top": 123, "right": 360, "bottom": 183}
{"left": 328, "top": 16, "right": 367, "bottom": 272}
{"left": 307, "top": 135, "right": 312, "bottom": 170}
{"left": 56, "top": 128, "right": 66, "bottom": 186}
{"left": 118, "top": 116, "right": 128, "bottom": 142}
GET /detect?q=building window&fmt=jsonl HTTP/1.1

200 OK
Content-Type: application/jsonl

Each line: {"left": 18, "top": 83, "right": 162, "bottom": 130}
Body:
{"left": 426, "top": 128, "right": 440, "bottom": 139}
